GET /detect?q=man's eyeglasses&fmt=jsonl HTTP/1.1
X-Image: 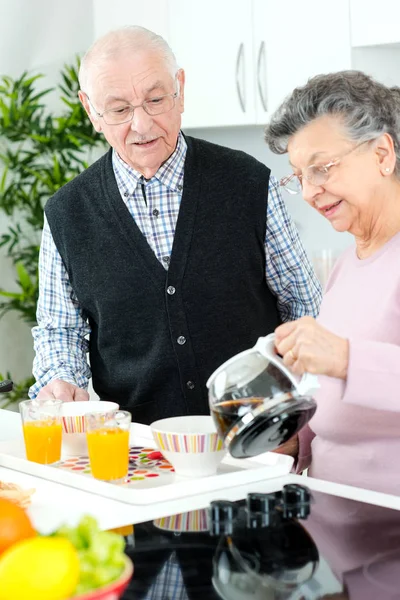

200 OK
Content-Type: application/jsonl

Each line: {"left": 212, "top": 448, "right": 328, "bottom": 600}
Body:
{"left": 279, "top": 140, "right": 371, "bottom": 195}
{"left": 86, "top": 81, "right": 180, "bottom": 126}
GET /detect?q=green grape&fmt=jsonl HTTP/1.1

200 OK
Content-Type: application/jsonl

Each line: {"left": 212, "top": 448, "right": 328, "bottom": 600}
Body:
{"left": 51, "top": 515, "right": 127, "bottom": 595}
{"left": 52, "top": 525, "right": 86, "bottom": 550}
{"left": 75, "top": 579, "right": 94, "bottom": 595}
{"left": 77, "top": 515, "right": 99, "bottom": 546}
{"left": 77, "top": 553, "right": 96, "bottom": 576}
{"left": 92, "top": 565, "right": 124, "bottom": 587}
{"left": 87, "top": 531, "right": 124, "bottom": 562}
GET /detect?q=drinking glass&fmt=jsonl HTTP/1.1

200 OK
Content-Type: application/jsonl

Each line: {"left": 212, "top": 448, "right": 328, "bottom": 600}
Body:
{"left": 312, "top": 249, "right": 338, "bottom": 291}
{"left": 85, "top": 410, "right": 131, "bottom": 482}
{"left": 19, "top": 399, "right": 63, "bottom": 464}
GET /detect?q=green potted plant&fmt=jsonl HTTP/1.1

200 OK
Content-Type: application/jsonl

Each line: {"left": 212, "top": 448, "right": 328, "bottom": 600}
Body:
{"left": 0, "top": 57, "right": 107, "bottom": 407}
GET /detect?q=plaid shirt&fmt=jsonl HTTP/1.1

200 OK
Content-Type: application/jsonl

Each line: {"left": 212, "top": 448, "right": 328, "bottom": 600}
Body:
{"left": 30, "top": 132, "right": 321, "bottom": 397}
{"left": 144, "top": 552, "right": 189, "bottom": 600}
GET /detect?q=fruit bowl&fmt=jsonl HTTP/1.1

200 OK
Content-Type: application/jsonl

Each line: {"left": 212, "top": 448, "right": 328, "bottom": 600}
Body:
{"left": 72, "top": 555, "right": 133, "bottom": 600}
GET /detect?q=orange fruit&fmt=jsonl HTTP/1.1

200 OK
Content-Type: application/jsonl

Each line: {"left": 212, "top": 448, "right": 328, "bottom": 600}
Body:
{"left": 0, "top": 498, "right": 36, "bottom": 555}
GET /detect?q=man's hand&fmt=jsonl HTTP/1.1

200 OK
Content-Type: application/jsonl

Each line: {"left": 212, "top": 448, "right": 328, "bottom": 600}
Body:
{"left": 36, "top": 379, "right": 89, "bottom": 402}
{"left": 275, "top": 316, "right": 349, "bottom": 379}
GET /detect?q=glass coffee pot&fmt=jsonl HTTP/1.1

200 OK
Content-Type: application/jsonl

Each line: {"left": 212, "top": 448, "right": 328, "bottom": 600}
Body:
{"left": 207, "top": 334, "right": 318, "bottom": 459}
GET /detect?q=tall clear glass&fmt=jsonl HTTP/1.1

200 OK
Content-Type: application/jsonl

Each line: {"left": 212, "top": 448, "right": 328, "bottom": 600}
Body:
{"left": 85, "top": 410, "right": 131, "bottom": 482}
{"left": 19, "top": 399, "right": 63, "bottom": 464}
{"left": 312, "top": 249, "right": 338, "bottom": 291}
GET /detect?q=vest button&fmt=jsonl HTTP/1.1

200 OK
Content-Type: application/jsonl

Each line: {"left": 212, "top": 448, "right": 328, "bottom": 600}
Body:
{"left": 177, "top": 336, "right": 186, "bottom": 345}
{"left": 162, "top": 256, "right": 170, "bottom": 265}
{"left": 167, "top": 286, "right": 176, "bottom": 295}
{"left": 186, "top": 380, "right": 195, "bottom": 390}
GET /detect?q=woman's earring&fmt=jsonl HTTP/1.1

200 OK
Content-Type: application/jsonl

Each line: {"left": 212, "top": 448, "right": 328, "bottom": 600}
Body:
{"left": 385, "top": 168, "right": 390, "bottom": 173}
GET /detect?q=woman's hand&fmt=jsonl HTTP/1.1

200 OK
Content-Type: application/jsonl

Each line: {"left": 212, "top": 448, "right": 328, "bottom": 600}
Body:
{"left": 275, "top": 316, "right": 349, "bottom": 379}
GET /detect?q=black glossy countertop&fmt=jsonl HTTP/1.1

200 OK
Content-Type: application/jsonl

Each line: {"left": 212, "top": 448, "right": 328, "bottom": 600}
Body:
{"left": 119, "top": 483, "right": 400, "bottom": 599}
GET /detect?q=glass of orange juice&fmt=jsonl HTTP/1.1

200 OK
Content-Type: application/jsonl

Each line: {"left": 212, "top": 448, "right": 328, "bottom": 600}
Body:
{"left": 19, "top": 399, "right": 63, "bottom": 464}
{"left": 85, "top": 410, "right": 131, "bottom": 482}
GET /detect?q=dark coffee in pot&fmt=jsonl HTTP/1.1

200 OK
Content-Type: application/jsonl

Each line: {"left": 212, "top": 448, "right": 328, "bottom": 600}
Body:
{"left": 211, "top": 398, "right": 264, "bottom": 435}
{"left": 211, "top": 397, "right": 316, "bottom": 459}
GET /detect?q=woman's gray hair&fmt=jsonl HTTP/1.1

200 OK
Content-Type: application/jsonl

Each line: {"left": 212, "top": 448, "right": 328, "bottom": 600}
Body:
{"left": 265, "top": 70, "right": 400, "bottom": 175}
{"left": 79, "top": 25, "right": 179, "bottom": 95}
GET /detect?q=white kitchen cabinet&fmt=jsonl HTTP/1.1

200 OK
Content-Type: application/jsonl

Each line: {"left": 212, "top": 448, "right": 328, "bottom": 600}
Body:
{"left": 168, "top": 0, "right": 256, "bottom": 128}
{"left": 169, "top": 0, "right": 351, "bottom": 129}
{"left": 350, "top": 0, "right": 400, "bottom": 47}
{"left": 253, "top": 0, "right": 352, "bottom": 125}
{"left": 92, "top": 0, "right": 351, "bottom": 129}
{"left": 93, "top": 0, "right": 169, "bottom": 41}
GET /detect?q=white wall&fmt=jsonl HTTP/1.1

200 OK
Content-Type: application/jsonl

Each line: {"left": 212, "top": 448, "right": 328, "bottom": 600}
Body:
{"left": 0, "top": 0, "right": 94, "bottom": 381}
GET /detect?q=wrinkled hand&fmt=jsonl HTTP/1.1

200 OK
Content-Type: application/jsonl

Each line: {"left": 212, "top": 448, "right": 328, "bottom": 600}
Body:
{"left": 36, "top": 379, "right": 89, "bottom": 403}
{"left": 275, "top": 316, "right": 349, "bottom": 379}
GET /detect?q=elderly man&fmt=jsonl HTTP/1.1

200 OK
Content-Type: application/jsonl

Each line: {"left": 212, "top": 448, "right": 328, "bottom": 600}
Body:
{"left": 29, "top": 26, "right": 321, "bottom": 424}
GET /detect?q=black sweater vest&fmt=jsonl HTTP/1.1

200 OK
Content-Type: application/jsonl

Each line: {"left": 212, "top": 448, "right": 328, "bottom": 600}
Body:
{"left": 45, "top": 136, "right": 280, "bottom": 424}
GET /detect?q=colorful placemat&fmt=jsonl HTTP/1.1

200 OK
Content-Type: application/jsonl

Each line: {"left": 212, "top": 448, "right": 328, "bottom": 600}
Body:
{"left": 57, "top": 446, "right": 175, "bottom": 484}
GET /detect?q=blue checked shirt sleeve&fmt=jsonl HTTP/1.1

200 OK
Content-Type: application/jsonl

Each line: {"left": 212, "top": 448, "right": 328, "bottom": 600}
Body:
{"left": 144, "top": 552, "right": 188, "bottom": 600}
{"left": 265, "top": 176, "right": 322, "bottom": 322}
{"left": 29, "top": 216, "right": 91, "bottom": 398}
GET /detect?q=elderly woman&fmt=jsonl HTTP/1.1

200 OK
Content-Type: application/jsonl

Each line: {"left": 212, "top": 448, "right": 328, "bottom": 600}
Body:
{"left": 264, "top": 70, "right": 400, "bottom": 495}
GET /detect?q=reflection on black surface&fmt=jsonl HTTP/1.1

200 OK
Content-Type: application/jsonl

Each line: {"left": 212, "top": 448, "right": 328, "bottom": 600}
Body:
{"left": 135, "top": 551, "right": 188, "bottom": 600}
{"left": 121, "top": 491, "right": 319, "bottom": 600}
{"left": 302, "top": 492, "right": 400, "bottom": 600}
{"left": 213, "top": 517, "right": 318, "bottom": 599}
{"left": 122, "top": 520, "right": 219, "bottom": 599}
{"left": 120, "top": 488, "right": 400, "bottom": 600}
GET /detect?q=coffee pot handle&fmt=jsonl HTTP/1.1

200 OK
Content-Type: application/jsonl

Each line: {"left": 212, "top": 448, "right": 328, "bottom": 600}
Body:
{"left": 254, "top": 334, "right": 319, "bottom": 395}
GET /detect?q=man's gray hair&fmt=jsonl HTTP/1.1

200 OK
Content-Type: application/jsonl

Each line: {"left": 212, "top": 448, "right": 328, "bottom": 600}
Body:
{"left": 79, "top": 25, "right": 179, "bottom": 95}
{"left": 265, "top": 70, "right": 400, "bottom": 175}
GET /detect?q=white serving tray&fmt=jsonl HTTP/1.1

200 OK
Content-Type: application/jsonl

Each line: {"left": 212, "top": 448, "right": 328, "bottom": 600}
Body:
{"left": 0, "top": 422, "right": 293, "bottom": 506}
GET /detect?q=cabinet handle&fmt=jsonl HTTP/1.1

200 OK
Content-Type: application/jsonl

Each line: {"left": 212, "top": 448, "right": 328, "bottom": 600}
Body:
{"left": 235, "top": 43, "right": 245, "bottom": 112}
{"left": 257, "top": 41, "right": 268, "bottom": 112}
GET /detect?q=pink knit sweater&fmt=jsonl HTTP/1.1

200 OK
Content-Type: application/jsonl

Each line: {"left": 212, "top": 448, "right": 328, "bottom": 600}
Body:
{"left": 297, "top": 231, "right": 400, "bottom": 495}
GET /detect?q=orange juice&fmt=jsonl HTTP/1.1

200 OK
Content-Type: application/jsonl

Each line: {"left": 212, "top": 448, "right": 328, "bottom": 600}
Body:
{"left": 86, "top": 428, "right": 129, "bottom": 481}
{"left": 107, "top": 524, "right": 134, "bottom": 536}
{"left": 22, "top": 420, "right": 62, "bottom": 464}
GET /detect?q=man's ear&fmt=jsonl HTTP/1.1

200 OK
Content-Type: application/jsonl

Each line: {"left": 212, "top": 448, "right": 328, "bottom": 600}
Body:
{"left": 78, "top": 90, "right": 102, "bottom": 133}
{"left": 176, "top": 69, "right": 185, "bottom": 114}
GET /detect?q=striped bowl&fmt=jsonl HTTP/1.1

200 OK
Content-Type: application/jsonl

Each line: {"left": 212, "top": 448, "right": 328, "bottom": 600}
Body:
{"left": 150, "top": 416, "right": 226, "bottom": 478}
{"left": 61, "top": 401, "right": 120, "bottom": 434}
{"left": 61, "top": 401, "right": 119, "bottom": 456}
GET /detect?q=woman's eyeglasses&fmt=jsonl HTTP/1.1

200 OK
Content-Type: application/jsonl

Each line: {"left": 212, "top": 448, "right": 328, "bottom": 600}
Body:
{"left": 280, "top": 140, "right": 371, "bottom": 195}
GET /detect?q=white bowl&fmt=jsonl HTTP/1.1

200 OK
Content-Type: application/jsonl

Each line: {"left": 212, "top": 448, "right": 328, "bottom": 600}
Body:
{"left": 61, "top": 400, "right": 119, "bottom": 456}
{"left": 150, "top": 415, "right": 226, "bottom": 478}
